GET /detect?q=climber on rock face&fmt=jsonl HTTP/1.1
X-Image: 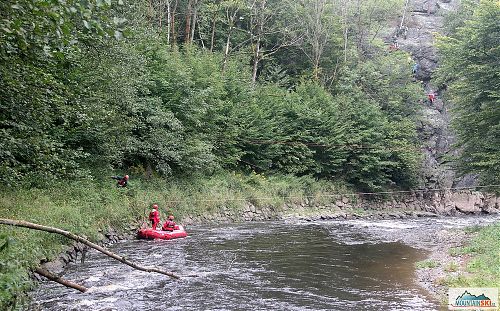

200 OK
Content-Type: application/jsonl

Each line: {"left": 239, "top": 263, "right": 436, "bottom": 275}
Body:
{"left": 427, "top": 92, "right": 436, "bottom": 104}
{"left": 412, "top": 63, "right": 420, "bottom": 75}
{"left": 389, "top": 42, "right": 399, "bottom": 51}
{"left": 399, "top": 25, "right": 408, "bottom": 39}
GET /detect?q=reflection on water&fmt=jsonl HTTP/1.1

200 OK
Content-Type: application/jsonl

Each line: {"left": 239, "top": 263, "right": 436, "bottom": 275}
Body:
{"left": 27, "top": 217, "right": 461, "bottom": 311}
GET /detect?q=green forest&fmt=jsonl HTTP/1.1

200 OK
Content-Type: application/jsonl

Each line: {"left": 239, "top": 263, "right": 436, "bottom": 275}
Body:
{"left": 1, "top": 0, "right": 497, "bottom": 190}
{"left": 1, "top": 0, "right": 426, "bottom": 191}
{"left": 0, "top": 0, "right": 498, "bottom": 308}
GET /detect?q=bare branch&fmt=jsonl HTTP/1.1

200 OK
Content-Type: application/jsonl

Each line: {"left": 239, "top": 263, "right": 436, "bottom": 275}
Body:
{"left": 0, "top": 218, "right": 180, "bottom": 280}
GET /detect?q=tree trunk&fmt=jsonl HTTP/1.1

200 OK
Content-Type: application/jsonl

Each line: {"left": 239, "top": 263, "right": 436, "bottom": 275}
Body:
{"left": 185, "top": 0, "right": 193, "bottom": 43}
{"left": 251, "top": 0, "right": 265, "bottom": 83}
{"left": 311, "top": 0, "right": 326, "bottom": 80}
{"left": 198, "top": 18, "right": 205, "bottom": 48}
{"left": 35, "top": 267, "right": 88, "bottom": 293}
{"left": 342, "top": 0, "right": 348, "bottom": 63}
{"left": 222, "top": 28, "right": 232, "bottom": 73}
{"left": 190, "top": 0, "right": 199, "bottom": 44}
{"left": 0, "top": 218, "right": 180, "bottom": 279}
{"left": 356, "top": 0, "right": 362, "bottom": 50}
{"left": 159, "top": 1, "right": 163, "bottom": 30}
{"left": 399, "top": 0, "right": 410, "bottom": 29}
{"left": 167, "top": 0, "right": 171, "bottom": 44}
{"left": 222, "top": 7, "right": 240, "bottom": 73}
{"left": 210, "top": 10, "right": 217, "bottom": 52}
{"left": 313, "top": 56, "right": 320, "bottom": 80}
{"left": 251, "top": 37, "right": 261, "bottom": 83}
{"left": 148, "top": 0, "right": 153, "bottom": 22}
{"left": 171, "top": 0, "right": 179, "bottom": 45}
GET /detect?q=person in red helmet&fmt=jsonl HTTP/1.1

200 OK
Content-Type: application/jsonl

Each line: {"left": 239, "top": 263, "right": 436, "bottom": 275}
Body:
{"left": 162, "top": 215, "right": 177, "bottom": 231}
{"left": 149, "top": 204, "right": 160, "bottom": 230}
{"left": 111, "top": 174, "right": 129, "bottom": 187}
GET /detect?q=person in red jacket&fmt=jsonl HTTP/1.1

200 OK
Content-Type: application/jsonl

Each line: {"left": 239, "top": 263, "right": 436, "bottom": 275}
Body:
{"left": 149, "top": 204, "right": 160, "bottom": 230}
{"left": 111, "top": 174, "right": 129, "bottom": 187}
{"left": 162, "top": 215, "right": 176, "bottom": 231}
{"left": 427, "top": 92, "right": 436, "bottom": 104}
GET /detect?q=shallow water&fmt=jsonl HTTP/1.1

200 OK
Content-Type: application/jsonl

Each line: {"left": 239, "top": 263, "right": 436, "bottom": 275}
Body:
{"left": 29, "top": 216, "right": 500, "bottom": 311}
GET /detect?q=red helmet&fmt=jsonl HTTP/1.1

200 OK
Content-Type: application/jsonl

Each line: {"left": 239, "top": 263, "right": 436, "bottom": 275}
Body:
{"left": 124, "top": 175, "right": 129, "bottom": 180}
{"left": 168, "top": 215, "right": 174, "bottom": 220}
{"left": 153, "top": 204, "right": 158, "bottom": 209}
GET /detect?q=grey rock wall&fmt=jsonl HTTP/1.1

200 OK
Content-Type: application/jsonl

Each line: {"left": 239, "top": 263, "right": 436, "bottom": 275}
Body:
{"left": 392, "top": 0, "right": 472, "bottom": 188}
{"left": 181, "top": 191, "right": 499, "bottom": 224}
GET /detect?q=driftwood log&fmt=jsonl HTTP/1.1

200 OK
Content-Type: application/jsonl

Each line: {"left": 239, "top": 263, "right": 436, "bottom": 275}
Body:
{"left": 34, "top": 267, "right": 88, "bottom": 293}
{"left": 0, "top": 218, "right": 180, "bottom": 281}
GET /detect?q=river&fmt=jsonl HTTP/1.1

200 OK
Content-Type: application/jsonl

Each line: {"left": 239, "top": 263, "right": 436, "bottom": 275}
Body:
{"left": 29, "top": 216, "right": 500, "bottom": 310}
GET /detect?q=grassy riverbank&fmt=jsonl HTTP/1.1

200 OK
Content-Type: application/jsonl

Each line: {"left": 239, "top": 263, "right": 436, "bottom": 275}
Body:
{"left": 416, "top": 222, "right": 500, "bottom": 306}
{"left": 444, "top": 223, "right": 500, "bottom": 289}
{"left": 0, "top": 172, "right": 344, "bottom": 309}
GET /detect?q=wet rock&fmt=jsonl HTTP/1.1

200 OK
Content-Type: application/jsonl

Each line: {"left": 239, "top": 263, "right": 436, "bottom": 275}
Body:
{"left": 74, "top": 242, "right": 84, "bottom": 252}
{"left": 415, "top": 211, "right": 439, "bottom": 217}
{"left": 448, "top": 192, "right": 483, "bottom": 214}
{"left": 59, "top": 253, "right": 70, "bottom": 264}
{"left": 32, "top": 273, "right": 43, "bottom": 282}
{"left": 483, "top": 195, "right": 500, "bottom": 213}
{"left": 66, "top": 251, "right": 75, "bottom": 261}
{"left": 41, "top": 260, "right": 65, "bottom": 275}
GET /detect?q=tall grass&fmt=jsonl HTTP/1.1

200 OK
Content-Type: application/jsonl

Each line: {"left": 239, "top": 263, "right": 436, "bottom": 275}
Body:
{"left": 0, "top": 171, "right": 346, "bottom": 309}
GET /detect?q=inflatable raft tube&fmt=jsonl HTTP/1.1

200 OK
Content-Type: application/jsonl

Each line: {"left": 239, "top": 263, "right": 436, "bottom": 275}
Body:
{"left": 137, "top": 225, "right": 187, "bottom": 240}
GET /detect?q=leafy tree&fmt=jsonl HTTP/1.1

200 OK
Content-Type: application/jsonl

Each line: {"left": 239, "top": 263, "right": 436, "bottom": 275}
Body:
{"left": 442, "top": 0, "right": 478, "bottom": 36}
{"left": 437, "top": 0, "right": 500, "bottom": 185}
{"left": 0, "top": 0, "right": 125, "bottom": 186}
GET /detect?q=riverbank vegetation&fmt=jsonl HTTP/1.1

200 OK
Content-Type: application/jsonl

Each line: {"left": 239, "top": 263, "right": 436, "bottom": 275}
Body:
{"left": 444, "top": 223, "right": 500, "bottom": 290}
{"left": 414, "top": 222, "right": 500, "bottom": 307}
{"left": 0, "top": 172, "right": 346, "bottom": 308}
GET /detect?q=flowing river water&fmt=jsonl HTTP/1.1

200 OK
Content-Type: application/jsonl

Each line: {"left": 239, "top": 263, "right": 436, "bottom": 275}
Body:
{"left": 29, "top": 216, "right": 500, "bottom": 311}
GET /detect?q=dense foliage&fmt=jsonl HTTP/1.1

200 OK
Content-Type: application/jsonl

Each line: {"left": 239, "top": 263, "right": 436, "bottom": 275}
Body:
{"left": 1, "top": 0, "right": 422, "bottom": 192}
{"left": 437, "top": 0, "right": 500, "bottom": 185}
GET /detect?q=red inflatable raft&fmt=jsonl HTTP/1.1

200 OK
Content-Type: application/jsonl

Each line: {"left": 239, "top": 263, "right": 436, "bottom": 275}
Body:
{"left": 137, "top": 225, "right": 187, "bottom": 240}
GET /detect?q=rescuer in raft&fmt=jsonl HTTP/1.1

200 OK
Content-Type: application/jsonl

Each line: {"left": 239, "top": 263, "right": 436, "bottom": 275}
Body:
{"left": 111, "top": 174, "right": 129, "bottom": 187}
{"left": 161, "top": 215, "right": 176, "bottom": 231}
{"left": 149, "top": 204, "right": 160, "bottom": 230}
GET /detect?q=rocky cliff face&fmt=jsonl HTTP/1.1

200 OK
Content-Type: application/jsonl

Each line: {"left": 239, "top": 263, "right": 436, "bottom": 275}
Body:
{"left": 394, "top": 0, "right": 476, "bottom": 188}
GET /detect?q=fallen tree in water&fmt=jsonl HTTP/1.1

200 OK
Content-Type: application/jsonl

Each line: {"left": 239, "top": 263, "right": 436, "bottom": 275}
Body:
{"left": 0, "top": 218, "right": 180, "bottom": 292}
{"left": 34, "top": 267, "right": 88, "bottom": 293}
